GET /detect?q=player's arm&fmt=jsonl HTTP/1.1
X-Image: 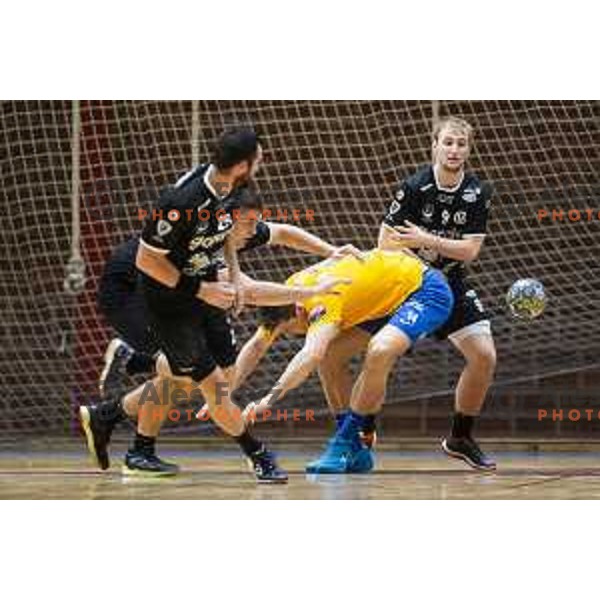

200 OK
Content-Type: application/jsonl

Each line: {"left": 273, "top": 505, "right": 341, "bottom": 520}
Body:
{"left": 391, "top": 221, "right": 484, "bottom": 262}
{"left": 242, "top": 274, "right": 351, "bottom": 306}
{"left": 250, "top": 323, "right": 340, "bottom": 414}
{"left": 224, "top": 235, "right": 244, "bottom": 314}
{"left": 267, "top": 223, "right": 364, "bottom": 260}
{"left": 232, "top": 326, "right": 281, "bottom": 391}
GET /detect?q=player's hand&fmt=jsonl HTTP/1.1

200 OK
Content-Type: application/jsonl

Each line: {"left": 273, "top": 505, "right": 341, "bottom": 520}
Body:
{"left": 303, "top": 275, "right": 352, "bottom": 299}
{"left": 243, "top": 398, "right": 272, "bottom": 424}
{"left": 330, "top": 244, "right": 365, "bottom": 261}
{"left": 197, "top": 281, "right": 236, "bottom": 310}
{"left": 394, "top": 220, "right": 436, "bottom": 249}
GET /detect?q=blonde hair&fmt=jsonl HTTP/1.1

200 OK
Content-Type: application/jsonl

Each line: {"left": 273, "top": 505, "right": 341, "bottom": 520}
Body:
{"left": 432, "top": 117, "right": 474, "bottom": 146}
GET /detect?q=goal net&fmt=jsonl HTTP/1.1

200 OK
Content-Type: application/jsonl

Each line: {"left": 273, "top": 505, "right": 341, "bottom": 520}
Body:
{"left": 0, "top": 100, "right": 598, "bottom": 438}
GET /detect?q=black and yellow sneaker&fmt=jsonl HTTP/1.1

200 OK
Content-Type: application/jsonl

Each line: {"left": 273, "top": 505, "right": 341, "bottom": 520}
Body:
{"left": 247, "top": 447, "right": 288, "bottom": 484}
{"left": 79, "top": 403, "right": 117, "bottom": 470}
{"left": 441, "top": 437, "right": 497, "bottom": 472}
{"left": 122, "top": 449, "right": 180, "bottom": 477}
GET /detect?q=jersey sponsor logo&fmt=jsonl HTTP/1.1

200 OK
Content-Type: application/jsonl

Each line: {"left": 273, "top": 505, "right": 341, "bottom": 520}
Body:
{"left": 183, "top": 253, "right": 212, "bottom": 275}
{"left": 454, "top": 211, "right": 467, "bottom": 225}
{"left": 441, "top": 209, "right": 451, "bottom": 226}
{"left": 395, "top": 188, "right": 405, "bottom": 202}
{"left": 436, "top": 193, "right": 455, "bottom": 204}
{"left": 157, "top": 220, "right": 173, "bottom": 237}
{"left": 217, "top": 213, "right": 233, "bottom": 232}
{"left": 462, "top": 188, "right": 478, "bottom": 203}
{"left": 189, "top": 229, "right": 230, "bottom": 251}
{"left": 422, "top": 204, "right": 435, "bottom": 222}
{"left": 389, "top": 200, "right": 402, "bottom": 215}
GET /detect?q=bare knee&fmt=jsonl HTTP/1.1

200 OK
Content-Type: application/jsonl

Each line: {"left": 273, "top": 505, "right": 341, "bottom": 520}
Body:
{"left": 465, "top": 342, "right": 496, "bottom": 376}
{"left": 364, "top": 338, "right": 400, "bottom": 370}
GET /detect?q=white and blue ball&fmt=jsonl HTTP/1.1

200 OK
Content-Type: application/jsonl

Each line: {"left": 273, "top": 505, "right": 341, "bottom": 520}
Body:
{"left": 506, "top": 278, "right": 547, "bottom": 321}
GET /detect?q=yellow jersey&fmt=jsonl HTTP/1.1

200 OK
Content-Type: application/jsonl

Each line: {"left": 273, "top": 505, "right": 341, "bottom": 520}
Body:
{"left": 286, "top": 250, "right": 425, "bottom": 331}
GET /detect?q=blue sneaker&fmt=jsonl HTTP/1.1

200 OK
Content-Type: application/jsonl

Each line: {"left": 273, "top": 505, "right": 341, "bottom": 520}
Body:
{"left": 347, "top": 447, "right": 375, "bottom": 473}
{"left": 306, "top": 437, "right": 373, "bottom": 474}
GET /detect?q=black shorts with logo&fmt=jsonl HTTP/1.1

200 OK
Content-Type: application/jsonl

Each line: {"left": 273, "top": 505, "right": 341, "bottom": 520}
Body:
{"left": 434, "top": 275, "right": 490, "bottom": 340}
{"left": 142, "top": 277, "right": 237, "bottom": 383}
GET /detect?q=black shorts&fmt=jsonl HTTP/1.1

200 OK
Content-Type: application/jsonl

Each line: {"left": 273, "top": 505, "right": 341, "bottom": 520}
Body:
{"left": 142, "top": 280, "right": 237, "bottom": 383}
{"left": 434, "top": 276, "right": 490, "bottom": 341}
{"left": 97, "top": 267, "right": 160, "bottom": 356}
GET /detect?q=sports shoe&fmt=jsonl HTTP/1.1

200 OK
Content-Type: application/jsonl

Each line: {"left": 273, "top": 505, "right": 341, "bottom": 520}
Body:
{"left": 79, "top": 404, "right": 116, "bottom": 470}
{"left": 122, "top": 449, "right": 180, "bottom": 477}
{"left": 99, "top": 338, "right": 133, "bottom": 400}
{"left": 306, "top": 437, "right": 373, "bottom": 474}
{"left": 247, "top": 447, "right": 288, "bottom": 484}
{"left": 441, "top": 436, "right": 497, "bottom": 471}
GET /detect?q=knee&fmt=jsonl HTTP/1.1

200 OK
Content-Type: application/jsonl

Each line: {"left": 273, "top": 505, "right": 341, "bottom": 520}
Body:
{"left": 365, "top": 338, "right": 399, "bottom": 369}
{"left": 466, "top": 344, "right": 496, "bottom": 376}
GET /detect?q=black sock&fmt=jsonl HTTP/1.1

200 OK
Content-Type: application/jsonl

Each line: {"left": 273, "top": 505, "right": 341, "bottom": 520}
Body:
{"left": 126, "top": 352, "right": 155, "bottom": 376}
{"left": 362, "top": 414, "right": 377, "bottom": 434}
{"left": 451, "top": 413, "right": 475, "bottom": 439}
{"left": 235, "top": 429, "right": 263, "bottom": 457}
{"left": 133, "top": 433, "right": 156, "bottom": 456}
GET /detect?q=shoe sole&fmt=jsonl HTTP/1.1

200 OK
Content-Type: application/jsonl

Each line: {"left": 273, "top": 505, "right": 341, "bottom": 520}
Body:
{"left": 121, "top": 465, "right": 179, "bottom": 477}
{"left": 441, "top": 439, "right": 497, "bottom": 472}
{"left": 99, "top": 338, "right": 124, "bottom": 398}
{"left": 79, "top": 406, "right": 108, "bottom": 470}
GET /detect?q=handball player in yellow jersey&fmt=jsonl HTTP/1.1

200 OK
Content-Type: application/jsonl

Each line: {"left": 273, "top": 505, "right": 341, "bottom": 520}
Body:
{"left": 241, "top": 249, "right": 454, "bottom": 473}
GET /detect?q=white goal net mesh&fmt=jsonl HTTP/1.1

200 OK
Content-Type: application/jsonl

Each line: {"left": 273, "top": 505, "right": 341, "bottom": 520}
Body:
{"left": 1, "top": 100, "right": 598, "bottom": 437}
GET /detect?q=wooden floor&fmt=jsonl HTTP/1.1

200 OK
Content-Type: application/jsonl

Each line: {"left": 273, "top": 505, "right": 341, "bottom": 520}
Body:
{"left": 2, "top": 444, "right": 600, "bottom": 499}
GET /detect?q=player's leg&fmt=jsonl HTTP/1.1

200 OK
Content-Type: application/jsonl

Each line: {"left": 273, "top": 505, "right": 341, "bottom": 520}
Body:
{"left": 441, "top": 319, "right": 497, "bottom": 471}
{"left": 318, "top": 327, "right": 370, "bottom": 419}
{"left": 97, "top": 275, "right": 158, "bottom": 400}
{"left": 308, "top": 269, "right": 454, "bottom": 474}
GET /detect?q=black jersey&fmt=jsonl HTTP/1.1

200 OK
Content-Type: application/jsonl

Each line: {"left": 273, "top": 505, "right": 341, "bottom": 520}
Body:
{"left": 141, "top": 164, "right": 244, "bottom": 282}
{"left": 383, "top": 165, "right": 492, "bottom": 279}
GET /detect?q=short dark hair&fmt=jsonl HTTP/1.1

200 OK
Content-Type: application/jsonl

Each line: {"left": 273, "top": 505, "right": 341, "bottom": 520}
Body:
{"left": 225, "top": 184, "right": 264, "bottom": 212}
{"left": 213, "top": 126, "right": 260, "bottom": 170}
{"left": 257, "top": 305, "right": 296, "bottom": 331}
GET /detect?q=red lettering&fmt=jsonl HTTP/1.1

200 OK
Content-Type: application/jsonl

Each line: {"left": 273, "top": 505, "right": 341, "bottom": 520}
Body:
{"left": 276, "top": 409, "right": 288, "bottom": 422}
{"left": 305, "top": 209, "right": 315, "bottom": 222}
{"left": 568, "top": 409, "right": 581, "bottom": 421}
{"left": 305, "top": 410, "right": 315, "bottom": 422}
{"left": 551, "top": 209, "right": 564, "bottom": 221}
{"left": 138, "top": 208, "right": 148, "bottom": 221}
{"left": 152, "top": 209, "right": 164, "bottom": 221}
{"left": 168, "top": 409, "right": 181, "bottom": 422}
{"left": 552, "top": 409, "right": 564, "bottom": 421}
{"left": 568, "top": 209, "right": 581, "bottom": 222}
{"left": 198, "top": 208, "right": 210, "bottom": 221}
{"left": 538, "top": 409, "right": 548, "bottom": 421}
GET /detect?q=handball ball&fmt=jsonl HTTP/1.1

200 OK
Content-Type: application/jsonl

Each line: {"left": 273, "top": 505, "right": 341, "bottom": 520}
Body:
{"left": 506, "top": 278, "right": 547, "bottom": 321}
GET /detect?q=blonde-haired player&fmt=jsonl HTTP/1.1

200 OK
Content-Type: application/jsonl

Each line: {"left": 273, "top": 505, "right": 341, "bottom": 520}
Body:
{"left": 379, "top": 116, "right": 496, "bottom": 470}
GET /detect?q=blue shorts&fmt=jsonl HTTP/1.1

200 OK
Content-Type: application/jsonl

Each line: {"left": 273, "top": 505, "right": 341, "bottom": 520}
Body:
{"left": 358, "top": 269, "right": 454, "bottom": 345}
